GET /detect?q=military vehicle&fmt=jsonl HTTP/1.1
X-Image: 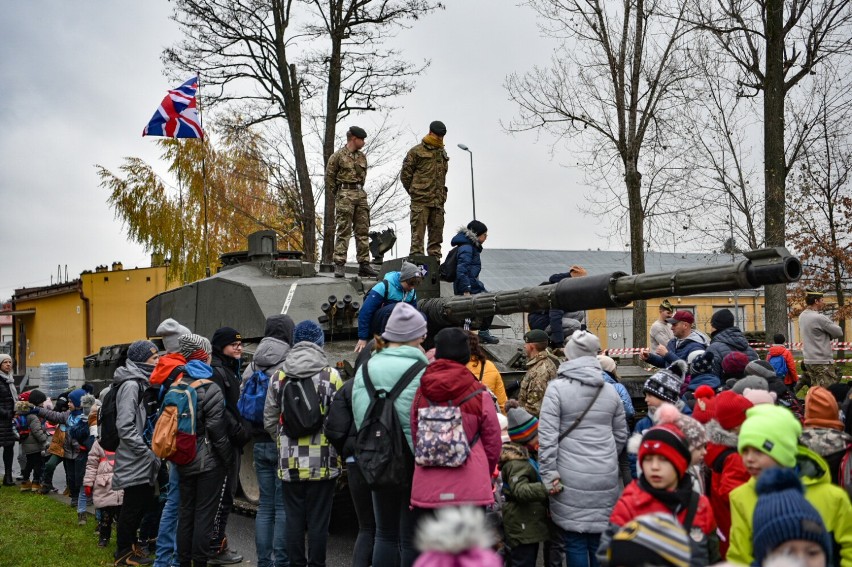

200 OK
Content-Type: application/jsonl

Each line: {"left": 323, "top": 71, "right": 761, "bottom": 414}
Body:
{"left": 144, "top": 230, "right": 801, "bottom": 508}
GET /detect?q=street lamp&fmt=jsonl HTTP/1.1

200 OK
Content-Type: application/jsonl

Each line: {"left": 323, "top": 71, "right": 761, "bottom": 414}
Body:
{"left": 457, "top": 143, "right": 476, "bottom": 220}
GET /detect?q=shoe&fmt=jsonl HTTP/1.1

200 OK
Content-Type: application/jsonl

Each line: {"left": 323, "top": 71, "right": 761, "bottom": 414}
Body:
{"left": 2, "top": 477, "right": 14, "bottom": 486}
{"left": 98, "top": 537, "right": 109, "bottom": 548}
{"left": 208, "top": 549, "right": 244, "bottom": 565}
{"left": 78, "top": 512, "right": 87, "bottom": 526}
{"left": 30, "top": 482, "right": 40, "bottom": 493}
{"left": 20, "top": 481, "right": 31, "bottom": 492}
{"left": 70, "top": 498, "right": 78, "bottom": 508}
{"left": 334, "top": 264, "right": 345, "bottom": 278}
{"left": 114, "top": 545, "right": 154, "bottom": 566}
{"left": 478, "top": 330, "right": 500, "bottom": 344}
{"left": 358, "top": 262, "right": 378, "bottom": 278}
{"left": 38, "top": 484, "right": 52, "bottom": 495}
{"left": 63, "top": 486, "right": 70, "bottom": 496}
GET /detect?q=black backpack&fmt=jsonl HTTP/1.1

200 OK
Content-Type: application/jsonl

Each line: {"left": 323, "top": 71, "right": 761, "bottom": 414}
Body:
{"left": 278, "top": 368, "right": 332, "bottom": 439}
{"left": 439, "top": 246, "right": 460, "bottom": 282}
{"left": 355, "top": 359, "right": 427, "bottom": 490}
{"left": 98, "top": 380, "right": 144, "bottom": 451}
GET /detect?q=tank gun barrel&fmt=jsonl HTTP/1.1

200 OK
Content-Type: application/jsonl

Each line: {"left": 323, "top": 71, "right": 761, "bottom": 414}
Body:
{"left": 418, "top": 247, "right": 801, "bottom": 326}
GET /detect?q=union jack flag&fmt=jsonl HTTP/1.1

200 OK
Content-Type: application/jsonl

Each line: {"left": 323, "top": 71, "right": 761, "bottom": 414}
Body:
{"left": 142, "top": 77, "right": 204, "bottom": 138}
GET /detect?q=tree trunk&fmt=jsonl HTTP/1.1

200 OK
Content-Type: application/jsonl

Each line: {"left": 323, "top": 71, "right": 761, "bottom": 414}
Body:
{"left": 763, "top": 0, "right": 787, "bottom": 339}
{"left": 626, "top": 166, "right": 647, "bottom": 348}
{"left": 321, "top": 26, "right": 344, "bottom": 265}
{"left": 286, "top": 63, "right": 317, "bottom": 262}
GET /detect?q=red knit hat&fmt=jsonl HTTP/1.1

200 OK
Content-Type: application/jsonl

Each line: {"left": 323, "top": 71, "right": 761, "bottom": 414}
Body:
{"left": 721, "top": 351, "right": 750, "bottom": 377}
{"left": 638, "top": 423, "right": 692, "bottom": 479}
{"left": 804, "top": 386, "right": 844, "bottom": 430}
{"left": 714, "top": 390, "right": 753, "bottom": 431}
{"left": 692, "top": 385, "right": 716, "bottom": 424}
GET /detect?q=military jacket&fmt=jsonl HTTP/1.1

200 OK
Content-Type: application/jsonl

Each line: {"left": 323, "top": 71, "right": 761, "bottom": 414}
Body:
{"left": 326, "top": 146, "right": 367, "bottom": 195}
{"left": 400, "top": 141, "right": 449, "bottom": 206}
{"left": 518, "top": 351, "right": 559, "bottom": 417}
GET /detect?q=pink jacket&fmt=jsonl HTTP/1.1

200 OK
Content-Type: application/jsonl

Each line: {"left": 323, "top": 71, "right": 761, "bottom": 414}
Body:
{"left": 410, "top": 359, "right": 502, "bottom": 509}
{"left": 83, "top": 440, "right": 124, "bottom": 509}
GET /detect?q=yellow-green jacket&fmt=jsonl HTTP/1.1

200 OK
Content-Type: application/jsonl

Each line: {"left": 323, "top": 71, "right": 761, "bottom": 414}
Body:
{"left": 400, "top": 140, "right": 449, "bottom": 206}
{"left": 728, "top": 445, "right": 852, "bottom": 567}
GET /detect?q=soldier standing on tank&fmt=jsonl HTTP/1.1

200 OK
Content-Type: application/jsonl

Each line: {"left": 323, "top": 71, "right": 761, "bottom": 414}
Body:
{"left": 327, "top": 126, "right": 378, "bottom": 279}
{"left": 400, "top": 120, "right": 449, "bottom": 259}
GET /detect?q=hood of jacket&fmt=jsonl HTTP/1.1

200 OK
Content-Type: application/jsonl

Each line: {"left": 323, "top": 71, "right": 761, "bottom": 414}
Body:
{"left": 281, "top": 342, "right": 329, "bottom": 379}
{"left": 705, "top": 419, "right": 740, "bottom": 448}
{"left": 253, "top": 337, "right": 291, "bottom": 370}
{"left": 767, "top": 345, "right": 790, "bottom": 357}
{"left": 113, "top": 359, "right": 153, "bottom": 386}
{"left": 499, "top": 442, "right": 530, "bottom": 466}
{"left": 795, "top": 444, "right": 833, "bottom": 487}
{"left": 679, "top": 330, "right": 709, "bottom": 348}
{"left": 150, "top": 353, "right": 187, "bottom": 387}
{"left": 450, "top": 227, "right": 482, "bottom": 250}
{"left": 419, "top": 359, "right": 478, "bottom": 402}
{"left": 555, "top": 356, "right": 605, "bottom": 387}
{"left": 264, "top": 314, "right": 294, "bottom": 345}
{"left": 184, "top": 360, "right": 214, "bottom": 380}
{"left": 800, "top": 427, "right": 852, "bottom": 457}
{"left": 711, "top": 327, "right": 751, "bottom": 351}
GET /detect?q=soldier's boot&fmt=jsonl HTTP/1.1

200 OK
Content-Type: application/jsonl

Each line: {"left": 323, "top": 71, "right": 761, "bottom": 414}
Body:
{"left": 478, "top": 330, "right": 500, "bottom": 345}
{"left": 358, "top": 262, "right": 378, "bottom": 278}
{"left": 334, "top": 264, "right": 346, "bottom": 278}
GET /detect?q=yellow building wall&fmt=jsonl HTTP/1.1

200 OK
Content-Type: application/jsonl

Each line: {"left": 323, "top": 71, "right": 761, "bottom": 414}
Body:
{"left": 14, "top": 289, "right": 88, "bottom": 371}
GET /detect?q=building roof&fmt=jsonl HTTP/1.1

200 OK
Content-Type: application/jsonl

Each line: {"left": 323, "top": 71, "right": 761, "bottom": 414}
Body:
{"left": 479, "top": 248, "right": 745, "bottom": 292}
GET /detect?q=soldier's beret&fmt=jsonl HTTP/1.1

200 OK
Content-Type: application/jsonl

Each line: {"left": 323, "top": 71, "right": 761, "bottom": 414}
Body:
{"left": 429, "top": 120, "right": 447, "bottom": 136}
{"left": 524, "top": 329, "right": 549, "bottom": 344}
{"left": 348, "top": 126, "right": 367, "bottom": 139}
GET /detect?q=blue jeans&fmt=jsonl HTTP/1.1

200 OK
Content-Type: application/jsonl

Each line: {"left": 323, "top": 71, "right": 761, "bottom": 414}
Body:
{"left": 254, "top": 441, "right": 288, "bottom": 567}
{"left": 154, "top": 463, "right": 180, "bottom": 567}
{"left": 75, "top": 454, "right": 87, "bottom": 514}
{"left": 563, "top": 531, "right": 600, "bottom": 567}
{"left": 372, "top": 483, "right": 417, "bottom": 567}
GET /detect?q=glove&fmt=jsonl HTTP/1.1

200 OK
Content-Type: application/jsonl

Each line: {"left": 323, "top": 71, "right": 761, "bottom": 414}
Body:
{"left": 84, "top": 486, "right": 92, "bottom": 497}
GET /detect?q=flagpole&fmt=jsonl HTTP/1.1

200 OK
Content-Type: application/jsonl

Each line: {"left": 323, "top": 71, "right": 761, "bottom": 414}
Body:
{"left": 196, "top": 71, "right": 211, "bottom": 278}
{"left": 177, "top": 141, "right": 187, "bottom": 284}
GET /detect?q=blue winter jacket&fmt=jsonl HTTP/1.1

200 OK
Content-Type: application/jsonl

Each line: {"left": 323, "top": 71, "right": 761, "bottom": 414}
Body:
{"left": 357, "top": 271, "right": 418, "bottom": 340}
{"left": 645, "top": 331, "right": 708, "bottom": 369}
{"left": 527, "top": 272, "right": 585, "bottom": 346}
{"left": 603, "top": 372, "right": 635, "bottom": 418}
{"left": 685, "top": 372, "right": 721, "bottom": 393}
{"left": 450, "top": 228, "right": 486, "bottom": 295}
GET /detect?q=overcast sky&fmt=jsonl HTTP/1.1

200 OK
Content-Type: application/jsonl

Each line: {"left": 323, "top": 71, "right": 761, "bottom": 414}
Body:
{"left": 0, "top": 1, "right": 614, "bottom": 301}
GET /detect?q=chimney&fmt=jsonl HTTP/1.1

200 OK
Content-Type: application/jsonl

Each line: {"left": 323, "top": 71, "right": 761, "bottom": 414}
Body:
{"left": 151, "top": 252, "right": 165, "bottom": 268}
{"left": 112, "top": 261, "right": 123, "bottom": 271}
{"left": 95, "top": 265, "right": 108, "bottom": 273}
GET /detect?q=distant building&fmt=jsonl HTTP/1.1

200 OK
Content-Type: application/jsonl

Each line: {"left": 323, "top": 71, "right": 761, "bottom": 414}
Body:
{"left": 10, "top": 257, "right": 175, "bottom": 385}
{"left": 0, "top": 302, "right": 12, "bottom": 353}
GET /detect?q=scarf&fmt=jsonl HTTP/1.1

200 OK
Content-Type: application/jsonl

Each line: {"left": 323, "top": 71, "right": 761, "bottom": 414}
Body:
{"left": 637, "top": 474, "right": 694, "bottom": 516}
{"left": 1, "top": 371, "right": 17, "bottom": 401}
{"left": 423, "top": 133, "right": 444, "bottom": 148}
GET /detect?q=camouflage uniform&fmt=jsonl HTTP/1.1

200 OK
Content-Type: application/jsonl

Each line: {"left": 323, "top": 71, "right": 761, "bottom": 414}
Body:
{"left": 327, "top": 145, "right": 370, "bottom": 265}
{"left": 518, "top": 351, "right": 559, "bottom": 417}
{"left": 400, "top": 138, "right": 449, "bottom": 259}
{"left": 804, "top": 363, "right": 838, "bottom": 388}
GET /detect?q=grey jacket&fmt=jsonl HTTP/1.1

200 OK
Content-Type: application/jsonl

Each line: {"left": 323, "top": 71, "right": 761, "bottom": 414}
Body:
{"left": 539, "top": 356, "right": 629, "bottom": 533}
{"left": 243, "top": 337, "right": 291, "bottom": 443}
{"left": 112, "top": 360, "right": 160, "bottom": 490}
{"left": 799, "top": 309, "right": 843, "bottom": 364}
{"left": 21, "top": 412, "right": 49, "bottom": 455}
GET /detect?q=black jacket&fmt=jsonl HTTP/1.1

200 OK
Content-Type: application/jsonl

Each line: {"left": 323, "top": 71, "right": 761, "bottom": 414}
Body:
{"left": 210, "top": 352, "right": 251, "bottom": 449}
{"left": 0, "top": 379, "right": 15, "bottom": 447}
{"left": 178, "top": 377, "right": 234, "bottom": 476}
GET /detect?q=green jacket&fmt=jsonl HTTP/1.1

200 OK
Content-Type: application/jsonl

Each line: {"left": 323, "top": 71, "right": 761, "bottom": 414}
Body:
{"left": 400, "top": 140, "right": 449, "bottom": 206}
{"left": 500, "top": 443, "right": 551, "bottom": 547}
{"left": 728, "top": 445, "right": 852, "bottom": 567}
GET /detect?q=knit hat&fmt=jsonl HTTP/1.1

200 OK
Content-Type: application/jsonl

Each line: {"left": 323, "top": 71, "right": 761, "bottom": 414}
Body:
{"left": 804, "top": 386, "right": 844, "bottom": 430}
{"left": 655, "top": 403, "right": 706, "bottom": 452}
{"left": 156, "top": 318, "right": 192, "bottom": 354}
{"left": 692, "top": 386, "right": 716, "bottom": 424}
{"left": 381, "top": 302, "right": 427, "bottom": 343}
{"left": 399, "top": 261, "right": 424, "bottom": 282}
{"left": 28, "top": 389, "right": 47, "bottom": 407}
{"left": 294, "top": 320, "right": 325, "bottom": 346}
{"left": 666, "top": 310, "right": 694, "bottom": 325}
{"left": 506, "top": 401, "right": 539, "bottom": 445}
{"left": 731, "top": 375, "right": 769, "bottom": 395}
{"left": 689, "top": 351, "right": 714, "bottom": 376}
{"left": 597, "top": 355, "right": 617, "bottom": 374}
{"left": 608, "top": 513, "right": 691, "bottom": 567}
{"left": 18, "top": 390, "right": 30, "bottom": 402}
{"left": 752, "top": 468, "right": 832, "bottom": 567}
{"left": 743, "top": 388, "right": 777, "bottom": 406}
{"left": 638, "top": 424, "right": 692, "bottom": 479}
{"left": 773, "top": 334, "right": 787, "bottom": 345}
{"left": 264, "top": 314, "right": 295, "bottom": 344}
{"left": 714, "top": 390, "right": 753, "bottom": 430}
{"left": 643, "top": 361, "right": 687, "bottom": 404}
{"left": 0, "top": 353, "right": 11, "bottom": 365}
{"left": 738, "top": 404, "right": 802, "bottom": 468}
{"left": 211, "top": 327, "right": 242, "bottom": 351}
{"left": 721, "top": 351, "right": 750, "bottom": 377}
{"left": 429, "top": 120, "right": 447, "bottom": 136}
{"left": 68, "top": 388, "right": 87, "bottom": 409}
{"left": 178, "top": 333, "right": 212, "bottom": 362}
{"left": 711, "top": 309, "right": 735, "bottom": 331}
{"left": 434, "top": 327, "right": 471, "bottom": 364}
{"left": 746, "top": 360, "right": 777, "bottom": 381}
{"left": 467, "top": 220, "right": 488, "bottom": 236}
{"left": 524, "top": 329, "right": 549, "bottom": 344}
{"left": 127, "top": 340, "right": 159, "bottom": 363}
{"left": 565, "top": 329, "right": 601, "bottom": 360}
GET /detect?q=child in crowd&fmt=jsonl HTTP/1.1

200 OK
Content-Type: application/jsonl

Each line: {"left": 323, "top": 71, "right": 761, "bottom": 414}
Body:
{"left": 606, "top": 513, "right": 691, "bottom": 567}
{"left": 83, "top": 438, "right": 123, "bottom": 547}
{"left": 601, "top": 424, "right": 716, "bottom": 566}
{"left": 727, "top": 404, "right": 852, "bottom": 566}
{"left": 685, "top": 351, "right": 720, "bottom": 395}
{"left": 752, "top": 467, "right": 832, "bottom": 567}
{"left": 412, "top": 506, "right": 502, "bottom": 567}
{"left": 499, "top": 401, "right": 550, "bottom": 566}
{"left": 15, "top": 390, "right": 50, "bottom": 492}
{"left": 799, "top": 386, "right": 852, "bottom": 493}
{"left": 766, "top": 333, "right": 799, "bottom": 387}
{"left": 653, "top": 404, "right": 708, "bottom": 494}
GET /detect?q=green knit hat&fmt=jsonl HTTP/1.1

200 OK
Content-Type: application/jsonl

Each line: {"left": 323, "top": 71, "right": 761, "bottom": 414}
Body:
{"left": 737, "top": 404, "right": 802, "bottom": 468}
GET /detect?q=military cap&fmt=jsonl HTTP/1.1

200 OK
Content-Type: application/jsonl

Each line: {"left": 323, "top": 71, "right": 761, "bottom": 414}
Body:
{"left": 805, "top": 289, "right": 825, "bottom": 298}
{"left": 429, "top": 120, "right": 447, "bottom": 136}
{"left": 524, "top": 329, "right": 549, "bottom": 344}
{"left": 660, "top": 299, "right": 674, "bottom": 312}
{"left": 348, "top": 126, "right": 367, "bottom": 139}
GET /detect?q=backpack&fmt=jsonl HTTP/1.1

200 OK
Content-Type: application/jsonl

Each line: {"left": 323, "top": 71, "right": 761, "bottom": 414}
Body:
{"left": 414, "top": 387, "right": 486, "bottom": 468}
{"left": 278, "top": 368, "right": 331, "bottom": 439}
{"left": 13, "top": 415, "right": 30, "bottom": 442}
{"left": 439, "top": 246, "right": 460, "bottom": 282}
{"left": 703, "top": 447, "right": 737, "bottom": 493}
{"left": 142, "top": 366, "right": 185, "bottom": 446}
{"left": 98, "top": 381, "right": 139, "bottom": 452}
{"left": 768, "top": 354, "right": 789, "bottom": 379}
{"left": 238, "top": 363, "right": 270, "bottom": 426}
{"left": 355, "top": 360, "right": 427, "bottom": 490}
{"left": 151, "top": 378, "right": 211, "bottom": 465}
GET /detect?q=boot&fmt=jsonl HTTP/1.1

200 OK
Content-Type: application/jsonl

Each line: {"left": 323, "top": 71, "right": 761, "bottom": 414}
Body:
{"left": 478, "top": 329, "right": 500, "bottom": 344}
{"left": 63, "top": 486, "right": 70, "bottom": 496}
{"left": 358, "top": 262, "right": 378, "bottom": 278}
{"left": 78, "top": 512, "right": 87, "bottom": 526}
{"left": 98, "top": 536, "right": 109, "bottom": 548}
{"left": 2, "top": 476, "right": 14, "bottom": 486}
{"left": 38, "top": 483, "right": 52, "bottom": 495}
{"left": 30, "top": 482, "right": 40, "bottom": 493}
{"left": 334, "top": 264, "right": 345, "bottom": 278}
{"left": 114, "top": 545, "right": 153, "bottom": 566}
{"left": 19, "top": 481, "right": 31, "bottom": 492}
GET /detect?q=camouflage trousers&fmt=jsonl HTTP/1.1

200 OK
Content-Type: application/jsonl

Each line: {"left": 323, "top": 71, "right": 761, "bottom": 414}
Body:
{"left": 409, "top": 203, "right": 444, "bottom": 259}
{"left": 803, "top": 363, "right": 839, "bottom": 388}
{"left": 333, "top": 188, "right": 371, "bottom": 265}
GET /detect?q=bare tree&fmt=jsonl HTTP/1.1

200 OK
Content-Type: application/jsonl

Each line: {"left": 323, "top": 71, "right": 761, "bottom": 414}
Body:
{"left": 505, "top": 0, "right": 695, "bottom": 348}
{"left": 689, "top": 0, "right": 852, "bottom": 338}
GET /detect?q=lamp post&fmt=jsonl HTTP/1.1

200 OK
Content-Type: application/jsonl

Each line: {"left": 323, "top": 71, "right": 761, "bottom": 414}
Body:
{"left": 457, "top": 143, "right": 476, "bottom": 220}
